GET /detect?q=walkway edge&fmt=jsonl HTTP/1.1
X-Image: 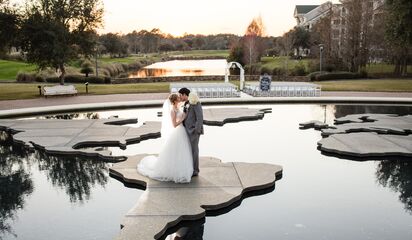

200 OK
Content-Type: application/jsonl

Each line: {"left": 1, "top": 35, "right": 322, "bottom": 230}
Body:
{"left": 1, "top": 97, "right": 412, "bottom": 119}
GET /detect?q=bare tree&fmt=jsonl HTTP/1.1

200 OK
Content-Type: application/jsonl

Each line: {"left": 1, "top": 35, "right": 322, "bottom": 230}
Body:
{"left": 341, "top": 0, "right": 374, "bottom": 72}
{"left": 243, "top": 16, "right": 266, "bottom": 65}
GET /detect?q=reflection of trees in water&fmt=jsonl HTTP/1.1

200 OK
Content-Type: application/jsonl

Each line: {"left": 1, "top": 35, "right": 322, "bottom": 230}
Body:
{"left": 334, "top": 105, "right": 412, "bottom": 119}
{"left": 376, "top": 160, "right": 412, "bottom": 214}
{"left": 0, "top": 130, "right": 109, "bottom": 239}
{"left": 0, "top": 142, "right": 33, "bottom": 238}
{"left": 129, "top": 68, "right": 169, "bottom": 78}
{"left": 35, "top": 152, "right": 108, "bottom": 203}
{"left": 41, "top": 112, "right": 100, "bottom": 120}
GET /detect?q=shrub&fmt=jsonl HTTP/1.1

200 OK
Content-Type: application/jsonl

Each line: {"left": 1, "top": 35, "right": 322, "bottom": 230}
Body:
{"left": 245, "top": 63, "right": 262, "bottom": 75}
{"left": 308, "top": 71, "right": 322, "bottom": 81}
{"left": 308, "top": 60, "right": 320, "bottom": 73}
{"left": 80, "top": 60, "right": 94, "bottom": 77}
{"left": 16, "top": 72, "right": 36, "bottom": 82}
{"left": 128, "top": 61, "right": 142, "bottom": 71}
{"left": 290, "top": 63, "right": 307, "bottom": 76}
{"left": 46, "top": 75, "right": 108, "bottom": 84}
{"left": 260, "top": 66, "right": 272, "bottom": 75}
{"left": 272, "top": 67, "right": 286, "bottom": 76}
{"left": 34, "top": 74, "right": 46, "bottom": 82}
{"left": 118, "top": 72, "right": 128, "bottom": 78}
{"left": 311, "top": 71, "right": 363, "bottom": 81}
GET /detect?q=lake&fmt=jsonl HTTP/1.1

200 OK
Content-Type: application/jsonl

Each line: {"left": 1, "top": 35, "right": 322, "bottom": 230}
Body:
{"left": 128, "top": 59, "right": 228, "bottom": 78}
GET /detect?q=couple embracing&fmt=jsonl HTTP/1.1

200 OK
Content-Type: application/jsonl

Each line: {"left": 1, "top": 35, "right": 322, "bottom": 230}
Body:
{"left": 138, "top": 88, "right": 204, "bottom": 183}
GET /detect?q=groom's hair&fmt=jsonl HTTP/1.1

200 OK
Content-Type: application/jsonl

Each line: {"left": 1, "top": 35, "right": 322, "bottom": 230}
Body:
{"left": 178, "top": 87, "right": 190, "bottom": 96}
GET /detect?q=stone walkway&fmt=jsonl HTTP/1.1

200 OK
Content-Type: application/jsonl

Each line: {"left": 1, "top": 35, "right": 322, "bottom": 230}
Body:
{"left": 110, "top": 154, "right": 282, "bottom": 240}
{"left": 301, "top": 114, "right": 412, "bottom": 158}
{"left": 1, "top": 91, "right": 411, "bottom": 111}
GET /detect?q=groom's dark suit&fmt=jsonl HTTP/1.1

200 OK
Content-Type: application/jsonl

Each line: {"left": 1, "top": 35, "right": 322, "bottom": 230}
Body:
{"left": 183, "top": 101, "right": 204, "bottom": 175}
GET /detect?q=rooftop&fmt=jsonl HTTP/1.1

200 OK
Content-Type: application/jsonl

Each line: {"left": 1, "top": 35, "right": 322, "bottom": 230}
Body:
{"left": 295, "top": 5, "right": 320, "bottom": 14}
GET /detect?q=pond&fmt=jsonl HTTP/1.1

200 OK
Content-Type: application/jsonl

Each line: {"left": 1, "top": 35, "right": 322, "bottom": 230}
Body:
{"left": 128, "top": 59, "right": 228, "bottom": 78}
{"left": 1, "top": 104, "right": 412, "bottom": 240}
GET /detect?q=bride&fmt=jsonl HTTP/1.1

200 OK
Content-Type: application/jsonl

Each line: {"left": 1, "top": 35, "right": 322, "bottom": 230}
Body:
{"left": 137, "top": 93, "right": 194, "bottom": 183}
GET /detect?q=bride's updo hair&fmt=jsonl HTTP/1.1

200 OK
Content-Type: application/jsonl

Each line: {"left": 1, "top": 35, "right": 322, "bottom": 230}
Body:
{"left": 168, "top": 93, "right": 179, "bottom": 105}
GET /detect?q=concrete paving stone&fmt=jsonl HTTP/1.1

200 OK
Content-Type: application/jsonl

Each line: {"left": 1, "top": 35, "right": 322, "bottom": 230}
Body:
{"left": 299, "top": 120, "right": 330, "bottom": 130}
{"left": 334, "top": 114, "right": 399, "bottom": 124}
{"left": 78, "top": 127, "right": 129, "bottom": 137}
{"left": 380, "top": 135, "right": 412, "bottom": 151}
{"left": 110, "top": 155, "right": 282, "bottom": 240}
{"left": 202, "top": 108, "right": 270, "bottom": 126}
{"left": 0, "top": 118, "right": 160, "bottom": 161}
{"left": 320, "top": 114, "right": 412, "bottom": 137}
{"left": 116, "top": 216, "right": 179, "bottom": 240}
{"left": 234, "top": 162, "right": 283, "bottom": 190}
{"left": 14, "top": 136, "right": 73, "bottom": 148}
{"left": 318, "top": 132, "right": 412, "bottom": 157}
{"left": 11, "top": 128, "right": 84, "bottom": 137}
{"left": 126, "top": 187, "right": 242, "bottom": 217}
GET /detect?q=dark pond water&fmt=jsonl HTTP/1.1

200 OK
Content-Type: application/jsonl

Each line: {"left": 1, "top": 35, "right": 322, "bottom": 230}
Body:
{"left": 128, "top": 59, "right": 227, "bottom": 78}
{"left": 1, "top": 104, "right": 412, "bottom": 240}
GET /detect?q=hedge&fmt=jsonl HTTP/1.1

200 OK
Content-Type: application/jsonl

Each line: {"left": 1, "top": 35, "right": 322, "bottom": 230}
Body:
{"left": 46, "top": 75, "right": 111, "bottom": 84}
{"left": 308, "top": 71, "right": 364, "bottom": 81}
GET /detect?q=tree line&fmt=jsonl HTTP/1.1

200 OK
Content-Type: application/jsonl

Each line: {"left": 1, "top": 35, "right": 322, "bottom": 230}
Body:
{"left": 273, "top": 0, "right": 411, "bottom": 76}
{"left": 99, "top": 30, "right": 241, "bottom": 57}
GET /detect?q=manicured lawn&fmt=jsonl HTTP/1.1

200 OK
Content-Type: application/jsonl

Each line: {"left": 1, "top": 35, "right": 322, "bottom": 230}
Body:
{"left": 366, "top": 63, "right": 412, "bottom": 74}
{"left": 0, "top": 60, "right": 37, "bottom": 80}
{"left": 168, "top": 50, "right": 229, "bottom": 58}
{"left": 0, "top": 83, "right": 170, "bottom": 100}
{"left": 260, "top": 56, "right": 311, "bottom": 71}
{"left": 100, "top": 50, "right": 229, "bottom": 64}
{"left": 314, "top": 79, "right": 412, "bottom": 92}
{"left": 0, "top": 79, "right": 411, "bottom": 101}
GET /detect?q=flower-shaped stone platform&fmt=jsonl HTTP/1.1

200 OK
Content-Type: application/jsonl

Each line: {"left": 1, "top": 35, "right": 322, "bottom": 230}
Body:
{"left": 110, "top": 154, "right": 282, "bottom": 240}
{"left": 300, "top": 114, "right": 412, "bottom": 158}
{"left": 202, "top": 108, "right": 271, "bottom": 126}
{"left": 0, "top": 118, "right": 161, "bottom": 161}
{"left": 0, "top": 108, "right": 271, "bottom": 161}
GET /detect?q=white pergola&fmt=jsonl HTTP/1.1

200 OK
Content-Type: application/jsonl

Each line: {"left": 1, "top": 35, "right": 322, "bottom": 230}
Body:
{"left": 224, "top": 61, "right": 245, "bottom": 90}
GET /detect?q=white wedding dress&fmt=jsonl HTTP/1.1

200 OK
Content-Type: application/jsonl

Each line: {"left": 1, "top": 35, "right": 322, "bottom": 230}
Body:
{"left": 137, "top": 100, "right": 194, "bottom": 183}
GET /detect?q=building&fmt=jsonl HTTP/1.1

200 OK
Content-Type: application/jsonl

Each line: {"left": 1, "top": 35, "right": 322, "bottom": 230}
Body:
{"left": 294, "top": 0, "right": 385, "bottom": 59}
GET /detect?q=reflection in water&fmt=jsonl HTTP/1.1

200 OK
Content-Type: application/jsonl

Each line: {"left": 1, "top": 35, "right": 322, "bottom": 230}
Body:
{"left": 40, "top": 112, "right": 100, "bottom": 120}
{"left": 376, "top": 160, "right": 412, "bottom": 214}
{"left": 128, "top": 59, "right": 227, "bottom": 78}
{"left": 0, "top": 138, "right": 33, "bottom": 238}
{"left": 129, "top": 68, "right": 169, "bottom": 78}
{"left": 166, "top": 223, "right": 204, "bottom": 240}
{"left": 334, "top": 105, "right": 412, "bottom": 118}
{"left": 35, "top": 152, "right": 108, "bottom": 203}
{"left": 129, "top": 68, "right": 206, "bottom": 78}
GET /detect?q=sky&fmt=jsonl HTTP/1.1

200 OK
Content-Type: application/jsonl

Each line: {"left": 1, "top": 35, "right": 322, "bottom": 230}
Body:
{"left": 12, "top": 0, "right": 340, "bottom": 37}
{"left": 102, "top": 0, "right": 342, "bottom": 37}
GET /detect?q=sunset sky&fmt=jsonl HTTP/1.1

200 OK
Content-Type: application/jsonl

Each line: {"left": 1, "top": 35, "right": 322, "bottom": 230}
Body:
{"left": 102, "top": 0, "right": 340, "bottom": 37}
{"left": 12, "top": 0, "right": 339, "bottom": 37}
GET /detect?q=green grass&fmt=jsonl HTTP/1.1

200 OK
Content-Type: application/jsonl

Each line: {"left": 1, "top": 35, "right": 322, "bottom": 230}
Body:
{"left": 365, "top": 64, "right": 412, "bottom": 74}
{"left": 0, "top": 83, "right": 170, "bottom": 100}
{"left": 0, "top": 79, "right": 411, "bottom": 101}
{"left": 0, "top": 60, "right": 37, "bottom": 80}
{"left": 168, "top": 50, "right": 229, "bottom": 58}
{"left": 100, "top": 50, "right": 229, "bottom": 64}
{"left": 314, "top": 79, "right": 412, "bottom": 92}
{"left": 260, "top": 56, "right": 311, "bottom": 71}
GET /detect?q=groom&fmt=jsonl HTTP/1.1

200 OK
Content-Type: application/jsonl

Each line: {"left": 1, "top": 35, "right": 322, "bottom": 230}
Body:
{"left": 178, "top": 87, "right": 204, "bottom": 177}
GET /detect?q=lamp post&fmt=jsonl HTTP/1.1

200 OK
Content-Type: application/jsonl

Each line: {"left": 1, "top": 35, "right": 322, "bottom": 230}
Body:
{"left": 319, "top": 44, "right": 324, "bottom": 73}
{"left": 95, "top": 45, "right": 99, "bottom": 78}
